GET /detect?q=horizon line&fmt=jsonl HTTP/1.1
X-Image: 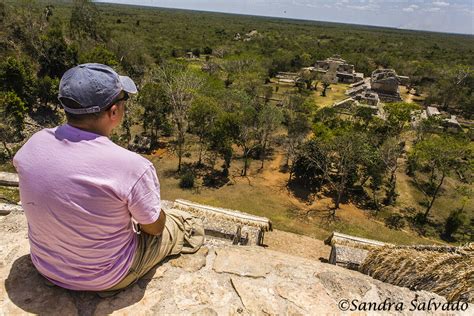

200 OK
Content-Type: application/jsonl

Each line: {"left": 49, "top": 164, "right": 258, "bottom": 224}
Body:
{"left": 95, "top": 1, "right": 474, "bottom": 37}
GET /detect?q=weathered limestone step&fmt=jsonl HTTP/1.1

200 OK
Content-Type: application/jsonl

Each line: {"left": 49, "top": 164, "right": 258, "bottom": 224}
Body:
{"left": 325, "top": 231, "right": 386, "bottom": 269}
{"left": 0, "top": 203, "right": 23, "bottom": 215}
{"left": 173, "top": 199, "right": 272, "bottom": 246}
{"left": 1, "top": 211, "right": 471, "bottom": 315}
{"left": 0, "top": 172, "right": 19, "bottom": 187}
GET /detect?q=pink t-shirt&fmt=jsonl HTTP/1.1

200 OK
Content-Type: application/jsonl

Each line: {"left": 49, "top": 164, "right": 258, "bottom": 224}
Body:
{"left": 13, "top": 124, "right": 161, "bottom": 291}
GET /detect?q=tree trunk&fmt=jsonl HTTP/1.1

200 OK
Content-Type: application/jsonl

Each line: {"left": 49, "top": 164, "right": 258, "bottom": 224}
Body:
{"left": 373, "top": 189, "right": 380, "bottom": 212}
{"left": 424, "top": 173, "right": 446, "bottom": 220}
{"left": 2, "top": 142, "right": 12, "bottom": 158}
{"left": 334, "top": 189, "right": 343, "bottom": 209}
{"left": 177, "top": 135, "right": 184, "bottom": 172}
{"left": 321, "top": 84, "right": 329, "bottom": 97}
{"left": 385, "top": 167, "right": 398, "bottom": 205}
{"left": 242, "top": 149, "right": 250, "bottom": 176}
{"left": 359, "top": 175, "right": 369, "bottom": 187}
{"left": 197, "top": 135, "right": 203, "bottom": 166}
{"left": 260, "top": 138, "right": 267, "bottom": 170}
{"left": 177, "top": 152, "right": 182, "bottom": 172}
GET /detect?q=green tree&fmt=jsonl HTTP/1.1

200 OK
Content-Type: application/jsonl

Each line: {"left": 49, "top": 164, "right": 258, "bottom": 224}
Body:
{"left": 408, "top": 135, "right": 473, "bottom": 221}
{"left": 444, "top": 209, "right": 466, "bottom": 241}
{"left": 207, "top": 112, "right": 239, "bottom": 175}
{"left": 79, "top": 45, "right": 119, "bottom": 67}
{"left": 0, "top": 92, "right": 27, "bottom": 157}
{"left": 294, "top": 128, "right": 373, "bottom": 211}
{"left": 0, "top": 57, "right": 36, "bottom": 107}
{"left": 189, "top": 95, "right": 220, "bottom": 165}
{"left": 70, "top": 0, "right": 106, "bottom": 41}
{"left": 256, "top": 102, "right": 283, "bottom": 169}
{"left": 138, "top": 82, "right": 171, "bottom": 144}
{"left": 234, "top": 95, "right": 260, "bottom": 176}
{"left": 320, "top": 73, "right": 331, "bottom": 97}
{"left": 38, "top": 26, "right": 78, "bottom": 78}
{"left": 156, "top": 63, "right": 203, "bottom": 171}
{"left": 426, "top": 65, "right": 473, "bottom": 118}
{"left": 283, "top": 95, "right": 312, "bottom": 177}
{"left": 300, "top": 69, "right": 317, "bottom": 90}
{"left": 443, "top": 186, "right": 472, "bottom": 240}
{"left": 7, "top": 0, "right": 47, "bottom": 57}
{"left": 37, "top": 75, "right": 59, "bottom": 108}
{"left": 380, "top": 137, "right": 404, "bottom": 206}
{"left": 384, "top": 102, "right": 420, "bottom": 137}
{"left": 0, "top": 2, "right": 6, "bottom": 25}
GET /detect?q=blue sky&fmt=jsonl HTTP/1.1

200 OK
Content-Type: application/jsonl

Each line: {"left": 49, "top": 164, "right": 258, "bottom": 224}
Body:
{"left": 97, "top": 0, "right": 474, "bottom": 34}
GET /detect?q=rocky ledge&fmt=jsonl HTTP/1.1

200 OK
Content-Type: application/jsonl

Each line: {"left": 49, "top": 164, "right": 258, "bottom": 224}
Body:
{"left": 1, "top": 211, "right": 470, "bottom": 315}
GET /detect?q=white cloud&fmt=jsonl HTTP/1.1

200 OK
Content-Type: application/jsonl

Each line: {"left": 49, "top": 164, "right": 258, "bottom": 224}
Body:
{"left": 403, "top": 4, "right": 419, "bottom": 12}
{"left": 433, "top": 1, "right": 450, "bottom": 6}
{"left": 425, "top": 7, "right": 441, "bottom": 12}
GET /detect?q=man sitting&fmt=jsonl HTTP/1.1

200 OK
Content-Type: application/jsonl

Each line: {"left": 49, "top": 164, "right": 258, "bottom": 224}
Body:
{"left": 13, "top": 63, "right": 203, "bottom": 294}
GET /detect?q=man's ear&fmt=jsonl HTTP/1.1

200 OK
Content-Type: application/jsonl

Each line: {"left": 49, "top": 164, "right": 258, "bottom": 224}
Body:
{"left": 107, "top": 104, "right": 119, "bottom": 119}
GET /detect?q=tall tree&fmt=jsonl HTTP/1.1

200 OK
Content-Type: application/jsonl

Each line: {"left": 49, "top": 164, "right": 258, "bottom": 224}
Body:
{"left": 384, "top": 102, "right": 419, "bottom": 137}
{"left": 294, "top": 128, "right": 373, "bottom": 211}
{"left": 320, "top": 73, "right": 332, "bottom": 97}
{"left": 189, "top": 95, "right": 220, "bottom": 166}
{"left": 234, "top": 95, "right": 260, "bottom": 176}
{"left": 138, "top": 82, "right": 171, "bottom": 144}
{"left": 38, "top": 25, "right": 78, "bottom": 78}
{"left": 207, "top": 112, "right": 239, "bottom": 175}
{"left": 70, "top": 0, "right": 106, "bottom": 41}
{"left": 37, "top": 75, "right": 59, "bottom": 108}
{"left": 283, "top": 94, "right": 312, "bottom": 178}
{"left": 156, "top": 64, "right": 203, "bottom": 171}
{"left": 0, "top": 57, "right": 36, "bottom": 107}
{"left": 256, "top": 102, "right": 283, "bottom": 169}
{"left": 0, "top": 91, "right": 27, "bottom": 157}
{"left": 426, "top": 65, "right": 473, "bottom": 118}
{"left": 408, "top": 135, "right": 472, "bottom": 221}
{"left": 380, "top": 137, "right": 404, "bottom": 205}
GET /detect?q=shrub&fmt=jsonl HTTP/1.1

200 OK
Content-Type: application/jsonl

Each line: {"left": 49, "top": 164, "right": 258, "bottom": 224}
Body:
{"left": 179, "top": 170, "right": 195, "bottom": 189}
{"left": 80, "top": 46, "right": 119, "bottom": 67}
{"left": 444, "top": 209, "right": 465, "bottom": 240}
{"left": 413, "top": 212, "right": 427, "bottom": 225}
{"left": 384, "top": 214, "right": 405, "bottom": 230}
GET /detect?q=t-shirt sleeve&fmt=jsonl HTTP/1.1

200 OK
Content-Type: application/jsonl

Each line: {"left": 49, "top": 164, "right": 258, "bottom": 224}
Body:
{"left": 127, "top": 164, "right": 161, "bottom": 225}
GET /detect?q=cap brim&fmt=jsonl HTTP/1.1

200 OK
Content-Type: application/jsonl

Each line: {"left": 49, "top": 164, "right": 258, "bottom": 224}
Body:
{"left": 119, "top": 76, "right": 138, "bottom": 94}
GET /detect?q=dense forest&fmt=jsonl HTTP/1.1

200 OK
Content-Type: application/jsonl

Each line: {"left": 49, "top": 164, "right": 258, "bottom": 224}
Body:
{"left": 0, "top": 0, "right": 473, "bottom": 244}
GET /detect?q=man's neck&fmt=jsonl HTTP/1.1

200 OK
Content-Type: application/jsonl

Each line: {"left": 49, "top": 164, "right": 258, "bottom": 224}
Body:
{"left": 67, "top": 122, "right": 110, "bottom": 137}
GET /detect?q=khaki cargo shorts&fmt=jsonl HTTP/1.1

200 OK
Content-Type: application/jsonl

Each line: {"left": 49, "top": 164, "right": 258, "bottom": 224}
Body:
{"left": 99, "top": 208, "right": 204, "bottom": 296}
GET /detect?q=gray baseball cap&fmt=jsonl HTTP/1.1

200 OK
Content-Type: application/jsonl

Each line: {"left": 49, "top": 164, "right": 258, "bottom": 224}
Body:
{"left": 58, "top": 63, "right": 138, "bottom": 115}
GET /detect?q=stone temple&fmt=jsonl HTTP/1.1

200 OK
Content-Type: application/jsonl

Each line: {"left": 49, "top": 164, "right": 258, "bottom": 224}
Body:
{"left": 314, "top": 55, "right": 364, "bottom": 84}
{"left": 346, "top": 68, "right": 408, "bottom": 103}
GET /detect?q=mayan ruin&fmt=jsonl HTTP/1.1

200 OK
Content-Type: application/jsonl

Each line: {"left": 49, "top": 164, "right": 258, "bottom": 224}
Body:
{"left": 312, "top": 55, "right": 364, "bottom": 84}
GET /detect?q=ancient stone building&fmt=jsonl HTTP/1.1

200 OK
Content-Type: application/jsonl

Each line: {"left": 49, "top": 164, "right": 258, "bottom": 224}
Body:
{"left": 314, "top": 55, "right": 364, "bottom": 84}
{"left": 345, "top": 69, "right": 407, "bottom": 103}
{"left": 370, "top": 69, "right": 402, "bottom": 102}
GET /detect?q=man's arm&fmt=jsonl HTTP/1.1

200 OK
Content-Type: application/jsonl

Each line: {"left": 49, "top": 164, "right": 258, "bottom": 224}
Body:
{"left": 140, "top": 210, "right": 166, "bottom": 236}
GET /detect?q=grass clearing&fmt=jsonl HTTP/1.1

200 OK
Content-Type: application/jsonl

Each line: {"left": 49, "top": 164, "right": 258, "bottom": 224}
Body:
{"left": 146, "top": 141, "right": 459, "bottom": 246}
{"left": 0, "top": 186, "right": 20, "bottom": 204}
{"left": 312, "top": 83, "right": 350, "bottom": 108}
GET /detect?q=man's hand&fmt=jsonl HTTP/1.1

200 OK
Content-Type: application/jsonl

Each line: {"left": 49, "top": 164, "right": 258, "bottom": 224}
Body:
{"left": 140, "top": 210, "right": 166, "bottom": 236}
